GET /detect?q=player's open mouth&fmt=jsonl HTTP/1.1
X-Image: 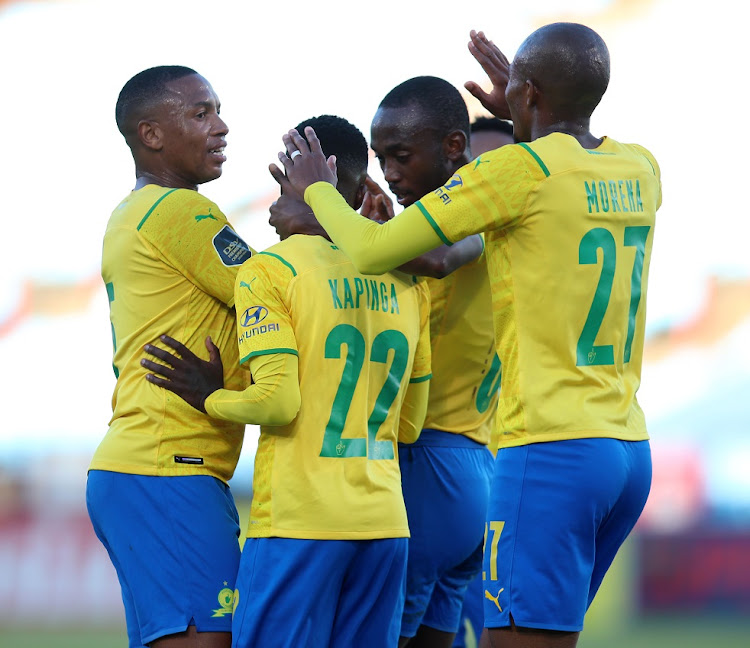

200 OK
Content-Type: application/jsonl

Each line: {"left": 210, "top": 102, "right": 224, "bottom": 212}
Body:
{"left": 209, "top": 147, "right": 227, "bottom": 162}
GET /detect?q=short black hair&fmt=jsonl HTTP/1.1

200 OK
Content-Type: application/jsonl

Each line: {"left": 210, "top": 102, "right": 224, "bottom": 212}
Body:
{"left": 470, "top": 116, "right": 513, "bottom": 137}
{"left": 378, "top": 76, "right": 470, "bottom": 139}
{"left": 115, "top": 65, "right": 198, "bottom": 140}
{"left": 295, "top": 115, "right": 368, "bottom": 205}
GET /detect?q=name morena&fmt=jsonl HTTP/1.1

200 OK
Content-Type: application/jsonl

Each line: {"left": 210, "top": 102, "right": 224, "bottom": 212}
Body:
{"left": 585, "top": 179, "right": 644, "bottom": 214}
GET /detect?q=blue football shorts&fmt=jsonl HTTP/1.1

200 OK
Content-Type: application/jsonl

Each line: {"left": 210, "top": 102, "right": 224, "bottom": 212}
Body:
{"left": 399, "top": 429, "right": 495, "bottom": 638}
{"left": 452, "top": 570, "right": 484, "bottom": 647}
{"left": 86, "top": 471, "right": 241, "bottom": 647}
{"left": 232, "top": 536, "right": 408, "bottom": 648}
{"left": 482, "top": 438, "right": 652, "bottom": 632}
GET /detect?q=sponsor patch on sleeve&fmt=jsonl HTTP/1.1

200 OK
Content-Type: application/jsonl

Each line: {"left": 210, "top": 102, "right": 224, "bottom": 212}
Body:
{"left": 213, "top": 225, "right": 252, "bottom": 267}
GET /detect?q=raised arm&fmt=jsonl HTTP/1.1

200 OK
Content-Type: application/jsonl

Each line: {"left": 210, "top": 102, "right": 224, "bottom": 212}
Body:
{"left": 279, "top": 128, "right": 444, "bottom": 274}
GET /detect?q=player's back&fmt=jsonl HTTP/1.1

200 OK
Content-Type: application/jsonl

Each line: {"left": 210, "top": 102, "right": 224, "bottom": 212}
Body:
{"left": 91, "top": 185, "right": 251, "bottom": 483}
{"left": 237, "top": 235, "right": 431, "bottom": 540}
{"left": 421, "top": 254, "right": 498, "bottom": 445}
{"left": 481, "top": 133, "right": 661, "bottom": 447}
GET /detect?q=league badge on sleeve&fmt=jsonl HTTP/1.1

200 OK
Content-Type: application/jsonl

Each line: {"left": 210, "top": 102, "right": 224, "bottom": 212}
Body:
{"left": 213, "top": 225, "right": 252, "bottom": 267}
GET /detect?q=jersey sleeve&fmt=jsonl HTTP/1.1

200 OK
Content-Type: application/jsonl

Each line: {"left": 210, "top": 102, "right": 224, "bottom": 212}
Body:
{"left": 409, "top": 280, "right": 432, "bottom": 383}
{"left": 630, "top": 144, "right": 662, "bottom": 210}
{"left": 234, "top": 252, "right": 298, "bottom": 364}
{"left": 415, "top": 145, "right": 545, "bottom": 243}
{"left": 138, "top": 189, "right": 255, "bottom": 306}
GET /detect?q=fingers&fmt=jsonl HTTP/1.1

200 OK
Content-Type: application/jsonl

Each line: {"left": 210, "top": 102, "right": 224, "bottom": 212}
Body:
{"left": 302, "top": 126, "right": 324, "bottom": 157}
{"left": 145, "top": 373, "right": 173, "bottom": 388}
{"left": 141, "top": 357, "right": 174, "bottom": 378}
{"left": 159, "top": 334, "right": 193, "bottom": 358}
{"left": 205, "top": 336, "right": 221, "bottom": 365}
{"left": 269, "top": 163, "right": 292, "bottom": 191}
{"left": 143, "top": 343, "right": 179, "bottom": 366}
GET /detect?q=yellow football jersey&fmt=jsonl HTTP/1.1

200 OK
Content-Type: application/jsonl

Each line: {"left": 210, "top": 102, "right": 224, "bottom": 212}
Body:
{"left": 421, "top": 251, "right": 498, "bottom": 445}
{"left": 90, "top": 185, "right": 254, "bottom": 483}
{"left": 234, "top": 235, "right": 431, "bottom": 540}
{"left": 417, "top": 134, "right": 662, "bottom": 451}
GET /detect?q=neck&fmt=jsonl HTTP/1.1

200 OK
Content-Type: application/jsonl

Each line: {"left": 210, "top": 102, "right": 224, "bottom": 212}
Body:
{"left": 532, "top": 119, "right": 602, "bottom": 149}
{"left": 134, "top": 169, "right": 198, "bottom": 192}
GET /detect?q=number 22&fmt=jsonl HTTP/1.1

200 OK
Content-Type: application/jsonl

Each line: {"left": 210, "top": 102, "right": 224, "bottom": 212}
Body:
{"left": 577, "top": 226, "right": 650, "bottom": 366}
{"left": 319, "top": 324, "right": 409, "bottom": 460}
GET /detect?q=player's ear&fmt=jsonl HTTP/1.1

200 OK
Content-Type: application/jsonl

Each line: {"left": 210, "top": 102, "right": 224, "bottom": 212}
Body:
{"left": 138, "top": 119, "right": 164, "bottom": 151}
{"left": 525, "top": 80, "right": 540, "bottom": 108}
{"left": 353, "top": 182, "right": 366, "bottom": 211}
{"left": 443, "top": 130, "right": 467, "bottom": 163}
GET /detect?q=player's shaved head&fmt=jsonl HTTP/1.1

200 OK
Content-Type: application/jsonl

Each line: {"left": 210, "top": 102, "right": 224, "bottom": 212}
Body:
{"left": 515, "top": 22, "right": 609, "bottom": 119}
{"left": 115, "top": 65, "right": 199, "bottom": 142}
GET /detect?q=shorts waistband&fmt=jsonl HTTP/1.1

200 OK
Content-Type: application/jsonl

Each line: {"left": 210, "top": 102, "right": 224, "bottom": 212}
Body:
{"left": 400, "top": 428, "right": 486, "bottom": 449}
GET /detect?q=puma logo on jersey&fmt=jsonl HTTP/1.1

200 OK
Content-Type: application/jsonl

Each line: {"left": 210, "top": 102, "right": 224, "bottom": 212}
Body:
{"left": 485, "top": 587, "right": 504, "bottom": 612}
{"left": 195, "top": 213, "right": 217, "bottom": 222}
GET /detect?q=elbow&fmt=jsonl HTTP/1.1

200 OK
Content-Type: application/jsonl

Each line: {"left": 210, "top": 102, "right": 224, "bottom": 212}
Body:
{"left": 268, "top": 390, "right": 301, "bottom": 426}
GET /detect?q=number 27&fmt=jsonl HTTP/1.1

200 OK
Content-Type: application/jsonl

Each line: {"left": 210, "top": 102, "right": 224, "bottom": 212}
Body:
{"left": 577, "top": 226, "right": 650, "bottom": 366}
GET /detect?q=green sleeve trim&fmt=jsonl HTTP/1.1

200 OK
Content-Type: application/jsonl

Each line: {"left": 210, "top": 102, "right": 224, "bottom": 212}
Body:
{"left": 136, "top": 188, "right": 180, "bottom": 231}
{"left": 518, "top": 143, "right": 550, "bottom": 177}
{"left": 240, "top": 347, "right": 298, "bottom": 365}
{"left": 415, "top": 201, "right": 452, "bottom": 246}
{"left": 259, "top": 251, "right": 297, "bottom": 276}
{"left": 409, "top": 373, "right": 432, "bottom": 384}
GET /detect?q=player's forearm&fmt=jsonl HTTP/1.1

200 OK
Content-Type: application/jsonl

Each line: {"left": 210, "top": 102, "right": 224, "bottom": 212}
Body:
{"left": 205, "top": 353, "right": 301, "bottom": 426}
{"left": 397, "top": 378, "right": 430, "bottom": 444}
{"left": 304, "top": 182, "right": 444, "bottom": 274}
{"left": 397, "top": 235, "right": 483, "bottom": 279}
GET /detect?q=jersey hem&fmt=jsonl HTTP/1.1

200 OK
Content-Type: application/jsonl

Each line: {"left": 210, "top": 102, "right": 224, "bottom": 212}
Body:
{"left": 87, "top": 463, "right": 232, "bottom": 485}
{"left": 496, "top": 429, "right": 650, "bottom": 450}
{"left": 246, "top": 528, "right": 410, "bottom": 540}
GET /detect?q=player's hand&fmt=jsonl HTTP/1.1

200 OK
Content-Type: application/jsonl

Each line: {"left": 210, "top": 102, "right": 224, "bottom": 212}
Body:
{"left": 464, "top": 30, "right": 512, "bottom": 121}
{"left": 268, "top": 164, "right": 327, "bottom": 240}
{"left": 141, "top": 335, "right": 224, "bottom": 413}
{"left": 276, "top": 127, "right": 338, "bottom": 197}
{"left": 360, "top": 175, "right": 395, "bottom": 223}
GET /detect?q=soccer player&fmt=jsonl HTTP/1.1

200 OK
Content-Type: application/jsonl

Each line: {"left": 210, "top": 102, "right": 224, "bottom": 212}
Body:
{"left": 368, "top": 77, "right": 497, "bottom": 648}
{"left": 452, "top": 114, "right": 516, "bottom": 648}
{"left": 142, "top": 114, "right": 433, "bottom": 648}
{"left": 86, "top": 66, "right": 253, "bottom": 648}
{"left": 278, "top": 22, "right": 661, "bottom": 648}
{"left": 469, "top": 116, "right": 514, "bottom": 156}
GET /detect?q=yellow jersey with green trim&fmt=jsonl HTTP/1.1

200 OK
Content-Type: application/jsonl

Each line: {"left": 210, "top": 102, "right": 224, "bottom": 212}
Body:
{"left": 416, "top": 134, "right": 661, "bottom": 451}
{"left": 421, "top": 250, "right": 498, "bottom": 445}
{"left": 90, "top": 184, "right": 254, "bottom": 483}
{"left": 234, "top": 234, "right": 431, "bottom": 540}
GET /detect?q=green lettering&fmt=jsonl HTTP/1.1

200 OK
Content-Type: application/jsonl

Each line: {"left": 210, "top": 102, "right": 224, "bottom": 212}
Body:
{"left": 390, "top": 284, "right": 400, "bottom": 314}
{"left": 625, "top": 180, "right": 636, "bottom": 212}
{"left": 328, "top": 279, "right": 343, "bottom": 309}
{"left": 598, "top": 181, "right": 609, "bottom": 212}
{"left": 635, "top": 180, "right": 643, "bottom": 211}
{"left": 608, "top": 181, "right": 621, "bottom": 212}
{"left": 354, "top": 277, "right": 364, "bottom": 309}
{"left": 585, "top": 181, "right": 599, "bottom": 213}
{"left": 618, "top": 180, "right": 629, "bottom": 212}
{"left": 370, "top": 279, "right": 379, "bottom": 311}
{"left": 343, "top": 278, "right": 354, "bottom": 309}
{"left": 380, "top": 282, "right": 388, "bottom": 312}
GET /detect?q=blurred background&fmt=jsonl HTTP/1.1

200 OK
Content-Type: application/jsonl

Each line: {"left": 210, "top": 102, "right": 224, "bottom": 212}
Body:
{"left": 1, "top": 0, "right": 748, "bottom": 646}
